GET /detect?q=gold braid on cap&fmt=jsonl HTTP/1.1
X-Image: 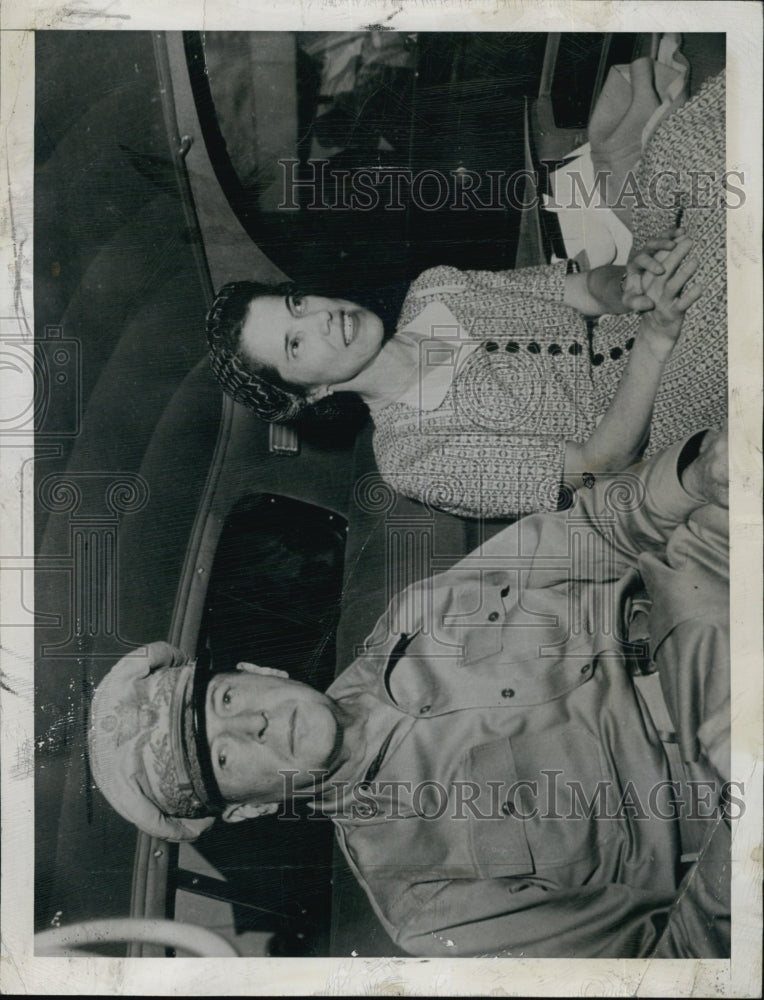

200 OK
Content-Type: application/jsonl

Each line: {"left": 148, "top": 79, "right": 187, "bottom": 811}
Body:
{"left": 133, "top": 666, "right": 208, "bottom": 819}
{"left": 206, "top": 281, "right": 306, "bottom": 424}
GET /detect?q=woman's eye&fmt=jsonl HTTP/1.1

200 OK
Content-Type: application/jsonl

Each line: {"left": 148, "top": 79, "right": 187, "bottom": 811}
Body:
{"left": 289, "top": 338, "right": 300, "bottom": 358}
{"left": 217, "top": 752, "right": 227, "bottom": 769}
{"left": 222, "top": 688, "right": 232, "bottom": 706}
{"left": 290, "top": 294, "right": 305, "bottom": 316}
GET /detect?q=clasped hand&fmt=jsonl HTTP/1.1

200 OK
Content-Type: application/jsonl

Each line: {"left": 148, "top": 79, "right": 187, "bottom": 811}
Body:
{"left": 622, "top": 228, "right": 702, "bottom": 349}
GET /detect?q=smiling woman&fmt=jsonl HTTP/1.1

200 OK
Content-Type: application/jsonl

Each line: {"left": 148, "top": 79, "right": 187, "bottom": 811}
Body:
{"left": 239, "top": 291, "right": 386, "bottom": 394}
{"left": 208, "top": 66, "right": 726, "bottom": 521}
{"left": 206, "top": 279, "right": 376, "bottom": 431}
{"left": 209, "top": 223, "right": 709, "bottom": 519}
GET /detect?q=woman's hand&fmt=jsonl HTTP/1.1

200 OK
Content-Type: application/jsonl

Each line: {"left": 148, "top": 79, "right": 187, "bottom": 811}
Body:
{"left": 637, "top": 236, "right": 702, "bottom": 358}
{"left": 564, "top": 237, "right": 702, "bottom": 485}
{"left": 573, "top": 227, "right": 685, "bottom": 317}
{"left": 621, "top": 227, "right": 685, "bottom": 312}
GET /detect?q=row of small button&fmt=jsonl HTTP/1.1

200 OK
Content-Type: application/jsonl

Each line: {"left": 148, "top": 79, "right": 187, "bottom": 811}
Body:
{"left": 485, "top": 337, "right": 636, "bottom": 362}
{"left": 590, "top": 337, "right": 636, "bottom": 366}
{"left": 485, "top": 340, "right": 585, "bottom": 357}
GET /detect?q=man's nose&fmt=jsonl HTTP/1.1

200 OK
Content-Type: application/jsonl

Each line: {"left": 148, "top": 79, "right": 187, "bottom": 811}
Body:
{"left": 231, "top": 711, "right": 268, "bottom": 742}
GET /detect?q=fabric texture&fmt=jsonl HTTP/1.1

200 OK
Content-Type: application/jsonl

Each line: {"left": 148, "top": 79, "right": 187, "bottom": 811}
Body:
{"left": 325, "top": 437, "right": 730, "bottom": 958}
{"left": 372, "top": 72, "right": 727, "bottom": 520}
{"left": 591, "top": 70, "right": 727, "bottom": 456}
{"left": 588, "top": 50, "right": 690, "bottom": 229}
{"left": 373, "top": 261, "right": 598, "bottom": 519}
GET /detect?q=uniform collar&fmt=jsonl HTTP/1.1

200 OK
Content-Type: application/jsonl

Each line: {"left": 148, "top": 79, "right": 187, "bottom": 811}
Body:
{"left": 314, "top": 690, "right": 412, "bottom": 817}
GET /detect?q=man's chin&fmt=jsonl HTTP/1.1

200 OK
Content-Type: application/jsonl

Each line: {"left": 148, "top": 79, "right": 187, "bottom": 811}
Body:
{"left": 293, "top": 702, "right": 340, "bottom": 776}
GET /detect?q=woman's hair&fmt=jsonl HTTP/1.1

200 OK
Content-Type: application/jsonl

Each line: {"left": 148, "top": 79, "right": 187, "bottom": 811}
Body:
{"left": 207, "top": 280, "right": 307, "bottom": 423}
{"left": 206, "top": 280, "right": 369, "bottom": 437}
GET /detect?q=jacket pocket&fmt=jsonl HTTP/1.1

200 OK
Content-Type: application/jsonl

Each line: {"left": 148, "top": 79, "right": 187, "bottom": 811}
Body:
{"left": 463, "top": 739, "right": 535, "bottom": 877}
{"left": 464, "top": 728, "right": 614, "bottom": 880}
{"left": 459, "top": 585, "right": 508, "bottom": 665}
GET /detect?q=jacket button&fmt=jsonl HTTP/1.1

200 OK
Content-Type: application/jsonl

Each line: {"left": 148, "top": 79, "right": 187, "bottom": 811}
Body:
{"left": 548, "top": 343, "right": 562, "bottom": 355}
{"left": 609, "top": 346, "right": 623, "bottom": 360}
{"left": 484, "top": 341, "right": 499, "bottom": 353}
{"left": 505, "top": 341, "right": 519, "bottom": 353}
{"left": 592, "top": 353, "right": 605, "bottom": 366}
{"left": 569, "top": 342, "right": 582, "bottom": 355}
{"left": 501, "top": 688, "right": 515, "bottom": 698}
{"left": 501, "top": 801, "right": 515, "bottom": 816}
{"left": 419, "top": 704, "right": 432, "bottom": 714}
{"left": 488, "top": 611, "right": 500, "bottom": 622}
{"left": 527, "top": 342, "right": 541, "bottom": 354}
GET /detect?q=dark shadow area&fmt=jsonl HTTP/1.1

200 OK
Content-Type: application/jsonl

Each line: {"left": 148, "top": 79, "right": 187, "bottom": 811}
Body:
{"left": 188, "top": 493, "right": 347, "bottom": 955}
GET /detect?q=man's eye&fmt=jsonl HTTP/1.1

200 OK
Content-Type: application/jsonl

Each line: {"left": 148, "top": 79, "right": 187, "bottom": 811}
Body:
{"left": 222, "top": 688, "right": 232, "bottom": 706}
{"left": 217, "top": 752, "right": 227, "bottom": 769}
{"left": 289, "top": 294, "right": 305, "bottom": 316}
{"left": 289, "top": 338, "right": 300, "bottom": 358}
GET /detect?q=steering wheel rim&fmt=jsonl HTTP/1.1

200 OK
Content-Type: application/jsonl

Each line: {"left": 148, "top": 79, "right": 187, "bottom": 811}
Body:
{"left": 34, "top": 918, "right": 239, "bottom": 957}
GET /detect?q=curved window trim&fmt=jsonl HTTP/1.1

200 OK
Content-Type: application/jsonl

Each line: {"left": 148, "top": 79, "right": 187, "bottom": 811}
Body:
{"left": 182, "top": 31, "right": 263, "bottom": 245}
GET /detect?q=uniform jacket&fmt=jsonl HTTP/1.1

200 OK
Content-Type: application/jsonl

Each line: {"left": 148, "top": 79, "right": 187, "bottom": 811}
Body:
{"left": 324, "top": 435, "right": 730, "bottom": 958}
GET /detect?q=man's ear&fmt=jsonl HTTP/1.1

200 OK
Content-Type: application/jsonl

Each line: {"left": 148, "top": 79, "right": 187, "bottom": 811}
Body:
{"left": 222, "top": 801, "right": 279, "bottom": 823}
{"left": 236, "top": 662, "right": 289, "bottom": 679}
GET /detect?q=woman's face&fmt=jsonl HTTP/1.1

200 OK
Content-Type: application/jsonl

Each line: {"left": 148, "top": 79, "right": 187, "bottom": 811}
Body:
{"left": 239, "top": 292, "right": 385, "bottom": 396}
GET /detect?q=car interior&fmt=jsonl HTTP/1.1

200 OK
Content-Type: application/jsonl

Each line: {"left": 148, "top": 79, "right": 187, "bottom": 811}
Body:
{"left": 33, "top": 29, "right": 725, "bottom": 957}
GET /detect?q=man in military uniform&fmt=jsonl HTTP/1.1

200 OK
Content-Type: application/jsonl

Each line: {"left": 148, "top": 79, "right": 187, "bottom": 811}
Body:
{"left": 90, "top": 428, "right": 731, "bottom": 958}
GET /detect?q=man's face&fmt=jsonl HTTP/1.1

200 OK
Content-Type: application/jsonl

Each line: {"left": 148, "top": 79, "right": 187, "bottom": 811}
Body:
{"left": 205, "top": 669, "right": 341, "bottom": 805}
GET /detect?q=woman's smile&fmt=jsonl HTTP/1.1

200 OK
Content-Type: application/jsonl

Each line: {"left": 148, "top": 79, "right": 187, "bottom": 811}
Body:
{"left": 342, "top": 311, "right": 356, "bottom": 346}
{"left": 240, "top": 294, "right": 385, "bottom": 392}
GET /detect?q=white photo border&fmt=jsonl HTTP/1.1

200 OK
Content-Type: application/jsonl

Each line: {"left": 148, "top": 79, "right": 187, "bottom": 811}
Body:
{"left": 1, "top": 1, "right": 761, "bottom": 995}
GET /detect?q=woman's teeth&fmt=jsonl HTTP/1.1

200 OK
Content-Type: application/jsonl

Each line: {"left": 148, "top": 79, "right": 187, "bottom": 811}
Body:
{"left": 342, "top": 312, "right": 355, "bottom": 346}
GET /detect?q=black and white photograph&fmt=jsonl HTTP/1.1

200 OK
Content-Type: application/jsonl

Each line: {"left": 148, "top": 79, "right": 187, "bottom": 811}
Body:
{"left": 1, "top": 1, "right": 761, "bottom": 995}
